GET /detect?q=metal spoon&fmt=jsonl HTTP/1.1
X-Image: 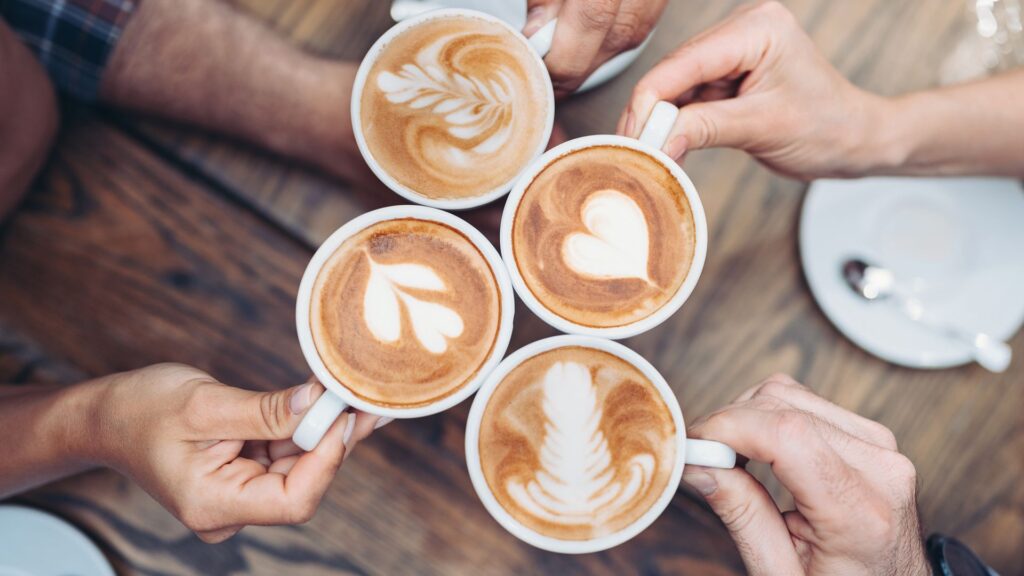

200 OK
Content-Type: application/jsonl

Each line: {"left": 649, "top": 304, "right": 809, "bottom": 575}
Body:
{"left": 842, "top": 258, "right": 1012, "bottom": 373}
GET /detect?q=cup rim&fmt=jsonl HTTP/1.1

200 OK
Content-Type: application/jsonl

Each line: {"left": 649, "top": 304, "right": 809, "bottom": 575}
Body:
{"left": 499, "top": 135, "right": 709, "bottom": 339}
{"left": 350, "top": 8, "right": 556, "bottom": 211}
{"left": 295, "top": 205, "right": 515, "bottom": 418}
{"left": 464, "top": 335, "right": 688, "bottom": 554}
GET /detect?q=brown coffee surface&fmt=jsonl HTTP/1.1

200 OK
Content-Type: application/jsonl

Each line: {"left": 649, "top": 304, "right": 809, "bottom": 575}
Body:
{"left": 512, "top": 145, "right": 696, "bottom": 328}
{"left": 311, "top": 218, "right": 501, "bottom": 408}
{"left": 360, "top": 15, "right": 550, "bottom": 200}
{"left": 479, "top": 346, "right": 677, "bottom": 541}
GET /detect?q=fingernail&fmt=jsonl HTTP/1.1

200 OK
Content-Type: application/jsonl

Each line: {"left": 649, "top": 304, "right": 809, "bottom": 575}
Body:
{"left": 342, "top": 414, "right": 356, "bottom": 448}
{"left": 664, "top": 134, "right": 688, "bottom": 161}
{"left": 374, "top": 416, "right": 394, "bottom": 430}
{"left": 523, "top": 6, "right": 546, "bottom": 36}
{"left": 683, "top": 470, "right": 718, "bottom": 496}
{"left": 289, "top": 383, "right": 314, "bottom": 414}
{"left": 624, "top": 110, "right": 636, "bottom": 137}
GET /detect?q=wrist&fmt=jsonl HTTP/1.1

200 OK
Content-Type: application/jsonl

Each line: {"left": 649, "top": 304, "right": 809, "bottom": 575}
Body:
{"left": 845, "top": 91, "right": 914, "bottom": 176}
{"left": 55, "top": 376, "right": 117, "bottom": 468}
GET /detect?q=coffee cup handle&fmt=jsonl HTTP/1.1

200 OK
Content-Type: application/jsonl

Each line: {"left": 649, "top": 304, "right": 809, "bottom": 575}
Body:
{"left": 292, "top": 391, "right": 349, "bottom": 451}
{"left": 685, "top": 439, "right": 737, "bottom": 468}
{"left": 637, "top": 100, "right": 681, "bottom": 151}
{"left": 527, "top": 18, "right": 557, "bottom": 58}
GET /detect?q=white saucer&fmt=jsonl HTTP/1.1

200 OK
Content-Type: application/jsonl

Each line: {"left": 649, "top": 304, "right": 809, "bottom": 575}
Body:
{"left": 389, "top": 0, "right": 651, "bottom": 93}
{"left": 0, "top": 505, "right": 114, "bottom": 576}
{"left": 799, "top": 177, "right": 1024, "bottom": 369}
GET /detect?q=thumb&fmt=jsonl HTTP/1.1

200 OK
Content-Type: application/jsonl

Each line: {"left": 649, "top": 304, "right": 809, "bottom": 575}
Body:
{"left": 683, "top": 466, "right": 804, "bottom": 576}
{"left": 202, "top": 381, "right": 326, "bottom": 441}
{"left": 523, "top": 0, "right": 560, "bottom": 37}
{"left": 661, "top": 98, "right": 762, "bottom": 160}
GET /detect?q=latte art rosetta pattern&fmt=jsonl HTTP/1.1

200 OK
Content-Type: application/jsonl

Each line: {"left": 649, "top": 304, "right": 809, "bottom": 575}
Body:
{"left": 479, "top": 347, "right": 676, "bottom": 540}
{"left": 506, "top": 362, "right": 656, "bottom": 524}
{"left": 377, "top": 62, "right": 514, "bottom": 155}
{"left": 361, "top": 16, "right": 549, "bottom": 200}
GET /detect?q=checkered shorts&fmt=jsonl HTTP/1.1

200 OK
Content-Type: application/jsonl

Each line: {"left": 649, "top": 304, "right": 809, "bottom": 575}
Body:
{"left": 1, "top": 0, "right": 139, "bottom": 100}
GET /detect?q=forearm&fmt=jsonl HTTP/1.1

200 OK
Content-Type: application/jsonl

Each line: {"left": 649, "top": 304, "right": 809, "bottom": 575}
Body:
{"left": 0, "top": 380, "right": 108, "bottom": 499}
{"left": 0, "top": 20, "right": 58, "bottom": 220}
{"left": 98, "top": 0, "right": 359, "bottom": 180}
{"left": 868, "top": 70, "right": 1024, "bottom": 177}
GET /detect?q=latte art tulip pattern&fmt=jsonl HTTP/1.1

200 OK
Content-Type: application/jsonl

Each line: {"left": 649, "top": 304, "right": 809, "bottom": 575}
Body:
{"left": 361, "top": 16, "right": 549, "bottom": 200}
{"left": 363, "top": 258, "right": 464, "bottom": 354}
{"left": 479, "top": 347, "right": 676, "bottom": 540}
{"left": 311, "top": 219, "right": 500, "bottom": 408}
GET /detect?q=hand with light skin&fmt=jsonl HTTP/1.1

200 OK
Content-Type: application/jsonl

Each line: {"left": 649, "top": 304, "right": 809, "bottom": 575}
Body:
{"left": 683, "top": 374, "right": 930, "bottom": 576}
{"left": 523, "top": 0, "right": 667, "bottom": 97}
{"left": 619, "top": 1, "right": 1024, "bottom": 180}
{"left": 0, "top": 363, "right": 381, "bottom": 543}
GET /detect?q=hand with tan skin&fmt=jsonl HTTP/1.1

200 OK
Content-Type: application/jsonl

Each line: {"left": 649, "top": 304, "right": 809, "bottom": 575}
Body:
{"left": 684, "top": 374, "right": 929, "bottom": 576}
{"left": 523, "top": 0, "right": 667, "bottom": 97}
{"left": 0, "top": 363, "right": 380, "bottom": 543}
{"left": 619, "top": 1, "right": 1024, "bottom": 180}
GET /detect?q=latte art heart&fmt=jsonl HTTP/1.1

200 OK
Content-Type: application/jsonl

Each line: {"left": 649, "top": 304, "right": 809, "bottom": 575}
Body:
{"left": 563, "top": 190, "right": 651, "bottom": 282}
{"left": 512, "top": 145, "right": 696, "bottom": 328}
{"left": 479, "top": 346, "right": 676, "bottom": 540}
{"left": 360, "top": 16, "right": 550, "bottom": 200}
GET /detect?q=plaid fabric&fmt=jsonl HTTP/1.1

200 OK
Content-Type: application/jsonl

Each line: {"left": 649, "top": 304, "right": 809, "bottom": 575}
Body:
{"left": 1, "top": 0, "right": 139, "bottom": 100}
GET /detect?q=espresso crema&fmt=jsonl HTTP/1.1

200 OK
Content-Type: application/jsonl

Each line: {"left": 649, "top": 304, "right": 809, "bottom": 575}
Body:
{"left": 360, "top": 15, "right": 550, "bottom": 200}
{"left": 311, "top": 218, "right": 500, "bottom": 408}
{"left": 512, "top": 145, "right": 696, "bottom": 328}
{"left": 479, "top": 346, "right": 677, "bottom": 540}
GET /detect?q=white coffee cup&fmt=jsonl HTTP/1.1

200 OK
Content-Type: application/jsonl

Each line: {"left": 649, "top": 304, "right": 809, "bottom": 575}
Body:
{"left": 465, "top": 335, "right": 735, "bottom": 553}
{"left": 292, "top": 205, "right": 515, "bottom": 451}
{"left": 500, "top": 101, "right": 708, "bottom": 339}
{"left": 351, "top": 8, "right": 557, "bottom": 211}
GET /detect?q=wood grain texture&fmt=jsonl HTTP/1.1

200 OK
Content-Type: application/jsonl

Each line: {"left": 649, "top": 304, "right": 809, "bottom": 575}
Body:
{"left": 0, "top": 111, "right": 744, "bottom": 575}
{"left": 110, "top": 0, "right": 1023, "bottom": 573}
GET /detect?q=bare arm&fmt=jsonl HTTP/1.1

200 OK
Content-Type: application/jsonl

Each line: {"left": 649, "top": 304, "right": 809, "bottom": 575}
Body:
{"left": 877, "top": 69, "right": 1024, "bottom": 177}
{"left": 0, "top": 19, "right": 58, "bottom": 219}
{"left": 621, "top": 2, "right": 1024, "bottom": 180}
{"left": 99, "top": 0, "right": 368, "bottom": 183}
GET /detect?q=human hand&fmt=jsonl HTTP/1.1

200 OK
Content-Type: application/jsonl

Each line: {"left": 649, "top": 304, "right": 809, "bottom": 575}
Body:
{"left": 91, "top": 363, "right": 380, "bottom": 543}
{"left": 523, "top": 0, "right": 667, "bottom": 97}
{"left": 619, "top": 1, "right": 896, "bottom": 180}
{"left": 683, "top": 374, "right": 929, "bottom": 576}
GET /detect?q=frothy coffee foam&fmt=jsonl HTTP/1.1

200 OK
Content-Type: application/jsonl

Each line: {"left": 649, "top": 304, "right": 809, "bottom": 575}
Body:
{"left": 512, "top": 145, "right": 695, "bottom": 328}
{"left": 361, "top": 16, "right": 550, "bottom": 200}
{"left": 479, "top": 346, "right": 676, "bottom": 541}
{"left": 311, "top": 218, "right": 500, "bottom": 408}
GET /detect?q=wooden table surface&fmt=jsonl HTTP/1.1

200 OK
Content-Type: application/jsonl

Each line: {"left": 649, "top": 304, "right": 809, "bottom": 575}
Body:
{"left": 2, "top": 1, "right": 1021, "bottom": 574}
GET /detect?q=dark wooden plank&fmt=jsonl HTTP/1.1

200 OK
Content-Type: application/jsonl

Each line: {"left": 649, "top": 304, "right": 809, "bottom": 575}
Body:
{"left": 0, "top": 110, "right": 745, "bottom": 575}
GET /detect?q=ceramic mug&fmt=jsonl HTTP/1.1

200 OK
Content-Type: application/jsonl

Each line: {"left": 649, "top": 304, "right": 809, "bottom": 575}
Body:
{"left": 465, "top": 335, "right": 736, "bottom": 553}
{"left": 292, "top": 205, "right": 515, "bottom": 451}
{"left": 351, "top": 8, "right": 556, "bottom": 210}
{"left": 500, "top": 101, "right": 709, "bottom": 339}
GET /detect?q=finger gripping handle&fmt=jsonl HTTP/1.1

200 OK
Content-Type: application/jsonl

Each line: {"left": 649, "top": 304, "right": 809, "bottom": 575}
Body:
{"left": 292, "top": 392, "right": 348, "bottom": 451}
{"left": 685, "top": 439, "right": 736, "bottom": 468}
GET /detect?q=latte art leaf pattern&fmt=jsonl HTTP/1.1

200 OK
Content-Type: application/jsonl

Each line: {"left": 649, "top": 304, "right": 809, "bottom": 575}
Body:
{"left": 377, "top": 63, "right": 513, "bottom": 154}
{"left": 363, "top": 256, "right": 464, "bottom": 354}
{"left": 506, "top": 362, "right": 655, "bottom": 525}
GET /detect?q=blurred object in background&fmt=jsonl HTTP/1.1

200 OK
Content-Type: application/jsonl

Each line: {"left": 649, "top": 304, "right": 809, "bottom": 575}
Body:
{"left": 941, "top": 0, "right": 1024, "bottom": 84}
